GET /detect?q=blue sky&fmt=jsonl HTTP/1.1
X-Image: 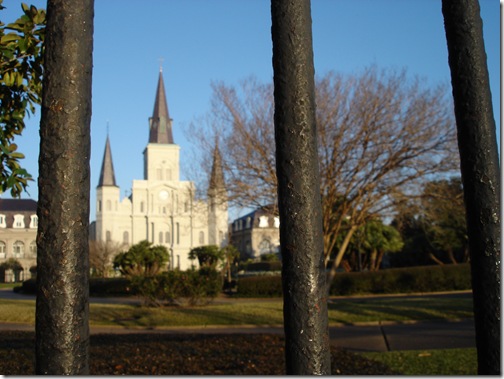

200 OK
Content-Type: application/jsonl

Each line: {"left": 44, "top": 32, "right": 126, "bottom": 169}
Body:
{"left": 2, "top": 0, "right": 501, "bottom": 222}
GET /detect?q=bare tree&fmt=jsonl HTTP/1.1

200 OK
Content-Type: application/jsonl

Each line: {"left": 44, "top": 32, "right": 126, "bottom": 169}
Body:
{"left": 89, "top": 240, "right": 124, "bottom": 277}
{"left": 188, "top": 67, "right": 459, "bottom": 283}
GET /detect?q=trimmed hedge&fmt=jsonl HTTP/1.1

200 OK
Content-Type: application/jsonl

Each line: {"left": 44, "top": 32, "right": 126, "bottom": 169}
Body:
{"left": 330, "top": 264, "right": 471, "bottom": 296}
{"left": 15, "top": 277, "right": 135, "bottom": 296}
{"left": 235, "top": 275, "right": 283, "bottom": 297}
{"left": 89, "top": 277, "right": 135, "bottom": 296}
{"left": 16, "top": 264, "right": 472, "bottom": 299}
{"left": 244, "top": 261, "right": 282, "bottom": 272}
{"left": 236, "top": 264, "right": 472, "bottom": 297}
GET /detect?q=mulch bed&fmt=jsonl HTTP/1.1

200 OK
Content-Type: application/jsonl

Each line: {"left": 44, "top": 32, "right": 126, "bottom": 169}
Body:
{"left": 0, "top": 331, "right": 397, "bottom": 375}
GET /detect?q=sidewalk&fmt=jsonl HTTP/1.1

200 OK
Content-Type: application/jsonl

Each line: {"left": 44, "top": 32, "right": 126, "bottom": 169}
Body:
{"left": 0, "top": 318, "right": 475, "bottom": 353}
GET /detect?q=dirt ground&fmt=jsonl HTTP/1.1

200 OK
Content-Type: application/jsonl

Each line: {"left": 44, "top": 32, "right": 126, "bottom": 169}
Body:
{"left": 0, "top": 330, "right": 397, "bottom": 375}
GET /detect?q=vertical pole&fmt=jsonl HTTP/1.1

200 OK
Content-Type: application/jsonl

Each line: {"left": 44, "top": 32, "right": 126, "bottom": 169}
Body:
{"left": 35, "top": 0, "right": 94, "bottom": 374}
{"left": 441, "top": 0, "right": 500, "bottom": 375}
{"left": 271, "top": 0, "right": 331, "bottom": 374}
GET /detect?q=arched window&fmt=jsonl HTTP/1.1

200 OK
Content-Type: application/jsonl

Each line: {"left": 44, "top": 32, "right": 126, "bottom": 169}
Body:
{"left": 106, "top": 200, "right": 111, "bottom": 211}
{"left": 140, "top": 201, "right": 145, "bottom": 213}
{"left": 165, "top": 232, "right": 170, "bottom": 244}
{"left": 13, "top": 241, "right": 24, "bottom": 258}
{"left": 159, "top": 232, "right": 163, "bottom": 243}
{"left": 0, "top": 214, "right": 6, "bottom": 228}
{"left": 258, "top": 238, "right": 272, "bottom": 254}
{"left": 0, "top": 241, "right": 6, "bottom": 258}
{"left": 106, "top": 231, "right": 111, "bottom": 242}
{"left": 176, "top": 223, "right": 180, "bottom": 244}
{"left": 29, "top": 241, "right": 37, "bottom": 257}
{"left": 98, "top": 200, "right": 102, "bottom": 212}
{"left": 199, "top": 231, "right": 205, "bottom": 244}
{"left": 123, "top": 231, "right": 129, "bottom": 244}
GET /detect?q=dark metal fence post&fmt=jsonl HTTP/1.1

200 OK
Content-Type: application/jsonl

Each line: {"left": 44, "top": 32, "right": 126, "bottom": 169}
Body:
{"left": 35, "top": 0, "right": 94, "bottom": 374}
{"left": 271, "top": 0, "right": 331, "bottom": 374}
{"left": 441, "top": 0, "right": 500, "bottom": 375}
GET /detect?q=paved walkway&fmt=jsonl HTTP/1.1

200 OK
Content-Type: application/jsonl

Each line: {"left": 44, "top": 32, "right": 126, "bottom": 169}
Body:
{"left": 0, "top": 319, "right": 475, "bottom": 353}
{"left": 0, "top": 288, "right": 476, "bottom": 352}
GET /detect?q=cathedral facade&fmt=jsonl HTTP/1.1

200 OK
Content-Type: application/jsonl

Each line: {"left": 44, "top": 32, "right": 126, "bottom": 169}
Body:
{"left": 93, "top": 71, "right": 228, "bottom": 271}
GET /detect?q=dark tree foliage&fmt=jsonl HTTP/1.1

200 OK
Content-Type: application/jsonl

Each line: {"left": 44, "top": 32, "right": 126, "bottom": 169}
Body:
{"left": 113, "top": 240, "right": 169, "bottom": 277}
{"left": 188, "top": 245, "right": 223, "bottom": 269}
{"left": 0, "top": 1, "right": 45, "bottom": 197}
{"left": 391, "top": 177, "right": 468, "bottom": 267}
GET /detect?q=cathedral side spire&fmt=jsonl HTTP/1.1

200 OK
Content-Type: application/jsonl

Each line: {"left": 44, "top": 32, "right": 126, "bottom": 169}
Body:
{"left": 208, "top": 142, "right": 226, "bottom": 195}
{"left": 149, "top": 70, "right": 174, "bottom": 144}
{"left": 98, "top": 135, "right": 117, "bottom": 187}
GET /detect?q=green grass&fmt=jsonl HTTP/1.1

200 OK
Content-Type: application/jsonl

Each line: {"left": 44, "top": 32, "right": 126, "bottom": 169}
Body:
{"left": 0, "top": 294, "right": 473, "bottom": 328}
{"left": 0, "top": 283, "right": 18, "bottom": 289}
{"left": 327, "top": 296, "right": 474, "bottom": 323}
{"left": 360, "top": 348, "right": 477, "bottom": 375}
{"left": 0, "top": 299, "right": 35, "bottom": 323}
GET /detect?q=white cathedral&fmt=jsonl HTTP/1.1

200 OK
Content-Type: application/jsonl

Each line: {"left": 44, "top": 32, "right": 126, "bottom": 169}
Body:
{"left": 93, "top": 70, "right": 228, "bottom": 271}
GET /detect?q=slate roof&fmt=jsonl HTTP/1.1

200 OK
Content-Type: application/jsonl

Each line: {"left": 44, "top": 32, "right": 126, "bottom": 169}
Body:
{"left": 149, "top": 70, "right": 174, "bottom": 144}
{"left": 0, "top": 199, "right": 37, "bottom": 212}
{"left": 98, "top": 135, "right": 117, "bottom": 187}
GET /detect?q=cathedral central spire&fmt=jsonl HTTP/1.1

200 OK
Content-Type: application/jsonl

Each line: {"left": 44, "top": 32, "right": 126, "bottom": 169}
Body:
{"left": 149, "top": 70, "right": 174, "bottom": 144}
{"left": 98, "top": 135, "right": 117, "bottom": 187}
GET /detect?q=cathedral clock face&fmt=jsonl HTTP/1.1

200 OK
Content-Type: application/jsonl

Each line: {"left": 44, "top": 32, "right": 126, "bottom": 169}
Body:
{"left": 159, "top": 190, "right": 169, "bottom": 200}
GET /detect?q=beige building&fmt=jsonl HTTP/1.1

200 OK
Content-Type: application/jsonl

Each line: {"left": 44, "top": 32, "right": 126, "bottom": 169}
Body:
{"left": 92, "top": 70, "right": 228, "bottom": 270}
{"left": 230, "top": 206, "right": 280, "bottom": 261}
{"left": 0, "top": 199, "right": 38, "bottom": 281}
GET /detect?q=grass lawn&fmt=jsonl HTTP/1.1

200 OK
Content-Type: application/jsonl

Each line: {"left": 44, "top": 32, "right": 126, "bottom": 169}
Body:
{"left": 360, "top": 348, "right": 477, "bottom": 375}
{"left": 0, "top": 293, "right": 477, "bottom": 374}
{"left": 0, "top": 294, "right": 473, "bottom": 327}
{"left": 0, "top": 283, "right": 17, "bottom": 289}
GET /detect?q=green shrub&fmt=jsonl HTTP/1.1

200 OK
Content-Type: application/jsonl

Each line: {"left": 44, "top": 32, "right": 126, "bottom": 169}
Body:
{"left": 15, "top": 278, "right": 36, "bottom": 293}
{"left": 235, "top": 264, "right": 471, "bottom": 297}
{"left": 329, "top": 264, "right": 472, "bottom": 296}
{"left": 89, "top": 277, "right": 134, "bottom": 296}
{"left": 236, "top": 275, "right": 283, "bottom": 297}
{"left": 132, "top": 268, "right": 224, "bottom": 306}
{"left": 245, "top": 261, "right": 282, "bottom": 272}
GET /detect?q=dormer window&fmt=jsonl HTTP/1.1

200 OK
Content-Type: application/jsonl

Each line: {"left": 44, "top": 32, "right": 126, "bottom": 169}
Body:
{"left": 13, "top": 214, "right": 25, "bottom": 228}
{"left": 259, "top": 216, "right": 269, "bottom": 228}
{"left": 0, "top": 214, "right": 5, "bottom": 228}
{"left": 245, "top": 217, "right": 251, "bottom": 229}
{"left": 30, "top": 215, "right": 38, "bottom": 228}
{"left": 274, "top": 217, "right": 280, "bottom": 228}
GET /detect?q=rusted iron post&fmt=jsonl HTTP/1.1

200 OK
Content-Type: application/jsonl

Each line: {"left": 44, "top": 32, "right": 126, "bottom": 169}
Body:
{"left": 441, "top": 0, "right": 500, "bottom": 375}
{"left": 271, "top": 0, "right": 331, "bottom": 374}
{"left": 35, "top": 0, "right": 94, "bottom": 374}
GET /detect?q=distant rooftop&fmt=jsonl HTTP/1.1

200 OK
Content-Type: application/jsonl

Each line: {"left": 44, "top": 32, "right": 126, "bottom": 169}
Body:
{"left": 0, "top": 199, "right": 37, "bottom": 212}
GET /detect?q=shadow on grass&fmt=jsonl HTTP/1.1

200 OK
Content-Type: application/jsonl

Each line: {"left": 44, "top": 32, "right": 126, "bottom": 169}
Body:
{"left": 327, "top": 297, "right": 473, "bottom": 323}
